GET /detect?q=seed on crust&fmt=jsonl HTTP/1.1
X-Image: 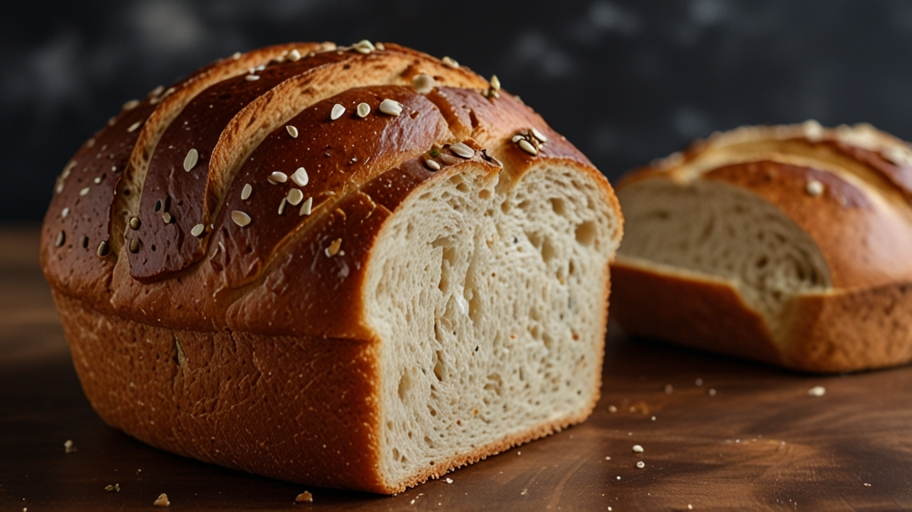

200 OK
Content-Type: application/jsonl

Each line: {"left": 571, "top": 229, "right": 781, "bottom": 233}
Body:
{"left": 129, "top": 217, "right": 141, "bottom": 230}
{"left": 442, "top": 56, "right": 459, "bottom": 68}
{"left": 287, "top": 48, "right": 302, "bottom": 61}
{"left": 379, "top": 99, "right": 403, "bottom": 116}
{"left": 490, "top": 75, "right": 501, "bottom": 91}
{"left": 412, "top": 74, "right": 436, "bottom": 94}
{"left": 123, "top": 99, "right": 140, "bottom": 110}
{"left": 127, "top": 121, "right": 142, "bottom": 133}
{"left": 450, "top": 142, "right": 474, "bottom": 159}
{"left": 278, "top": 197, "right": 287, "bottom": 215}
{"left": 299, "top": 197, "right": 313, "bottom": 216}
{"left": 356, "top": 102, "right": 370, "bottom": 118}
{"left": 286, "top": 125, "right": 299, "bottom": 138}
{"left": 295, "top": 491, "right": 313, "bottom": 503}
{"left": 183, "top": 148, "right": 199, "bottom": 172}
{"left": 632, "top": 444, "right": 644, "bottom": 453}
{"left": 231, "top": 211, "right": 251, "bottom": 227}
{"left": 511, "top": 134, "right": 524, "bottom": 143}
{"left": 129, "top": 238, "right": 140, "bottom": 253}
{"left": 241, "top": 183, "right": 253, "bottom": 200}
{"left": 97, "top": 240, "right": 110, "bottom": 257}
{"left": 268, "top": 171, "right": 288, "bottom": 184}
{"left": 331, "top": 104, "right": 346, "bottom": 120}
{"left": 161, "top": 212, "right": 172, "bottom": 224}
{"left": 425, "top": 159, "right": 441, "bottom": 171}
{"left": 518, "top": 138, "right": 538, "bottom": 155}
{"left": 352, "top": 39, "right": 375, "bottom": 54}
{"left": 806, "top": 180, "right": 824, "bottom": 197}
{"left": 55, "top": 230, "right": 66, "bottom": 247}
{"left": 79, "top": 187, "right": 90, "bottom": 196}
{"left": 190, "top": 224, "right": 205, "bottom": 237}
{"left": 287, "top": 188, "right": 304, "bottom": 206}
{"left": 530, "top": 128, "right": 548, "bottom": 143}
{"left": 325, "top": 238, "right": 342, "bottom": 257}
{"left": 245, "top": 74, "right": 260, "bottom": 81}
{"left": 291, "top": 167, "right": 309, "bottom": 187}
{"left": 61, "top": 207, "right": 69, "bottom": 219}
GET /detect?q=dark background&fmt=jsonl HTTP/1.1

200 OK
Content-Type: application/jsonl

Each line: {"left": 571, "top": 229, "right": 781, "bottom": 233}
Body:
{"left": 4, "top": 0, "right": 912, "bottom": 222}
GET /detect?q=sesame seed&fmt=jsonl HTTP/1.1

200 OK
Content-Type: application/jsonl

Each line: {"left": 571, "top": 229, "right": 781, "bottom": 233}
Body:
{"left": 325, "top": 238, "right": 342, "bottom": 257}
{"left": 161, "top": 212, "right": 172, "bottom": 224}
{"left": 511, "top": 134, "right": 524, "bottom": 143}
{"left": 268, "top": 171, "right": 288, "bottom": 184}
{"left": 695, "top": 378, "right": 703, "bottom": 386}
{"left": 708, "top": 388, "right": 717, "bottom": 396}
{"left": 375, "top": 42, "right": 385, "bottom": 51}
{"left": 632, "top": 445, "right": 644, "bottom": 453}
{"left": 450, "top": 142, "right": 474, "bottom": 159}
{"left": 331, "top": 104, "right": 346, "bottom": 120}
{"left": 445, "top": 478, "right": 454, "bottom": 484}
{"left": 412, "top": 74, "right": 436, "bottom": 94}
{"left": 231, "top": 211, "right": 251, "bottom": 227}
{"left": 94, "top": 176, "right": 102, "bottom": 184}
{"left": 490, "top": 75, "right": 501, "bottom": 91}
{"left": 379, "top": 99, "right": 403, "bottom": 116}
{"left": 127, "top": 121, "right": 142, "bottom": 133}
{"left": 87, "top": 138, "right": 96, "bottom": 148}
{"left": 123, "top": 99, "right": 140, "bottom": 110}
{"left": 79, "top": 187, "right": 90, "bottom": 196}
{"left": 191, "top": 224, "right": 205, "bottom": 237}
{"left": 356, "top": 102, "right": 370, "bottom": 118}
{"left": 442, "top": 56, "right": 459, "bottom": 68}
{"left": 286, "top": 125, "right": 299, "bottom": 138}
{"left": 425, "top": 159, "right": 441, "bottom": 171}
{"left": 608, "top": 405, "right": 617, "bottom": 413}
{"left": 299, "top": 197, "right": 313, "bottom": 216}
{"left": 295, "top": 492, "right": 313, "bottom": 503}
{"left": 352, "top": 39, "right": 375, "bottom": 54}
{"left": 530, "top": 128, "right": 548, "bottom": 143}
{"left": 287, "top": 188, "right": 305, "bottom": 205}
{"left": 806, "top": 180, "right": 824, "bottom": 196}
{"left": 518, "top": 139, "right": 538, "bottom": 155}
{"left": 287, "top": 48, "right": 302, "bottom": 61}
{"left": 163, "top": 87, "right": 175, "bottom": 98}
{"left": 184, "top": 148, "right": 199, "bottom": 172}
{"left": 245, "top": 74, "right": 259, "bottom": 81}
{"left": 129, "top": 217, "right": 141, "bottom": 230}
{"left": 636, "top": 461, "right": 645, "bottom": 469}
{"left": 150, "top": 85, "right": 165, "bottom": 97}
{"left": 665, "top": 384, "right": 674, "bottom": 394}
{"left": 97, "top": 240, "right": 110, "bottom": 257}
{"left": 55, "top": 230, "right": 66, "bottom": 247}
{"left": 129, "top": 238, "right": 140, "bottom": 253}
{"left": 61, "top": 207, "right": 69, "bottom": 218}
{"left": 241, "top": 183, "right": 253, "bottom": 200}
{"left": 278, "top": 197, "right": 287, "bottom": 215}
{"left": 808, "top": 386, "right": 826, "bottom": 397}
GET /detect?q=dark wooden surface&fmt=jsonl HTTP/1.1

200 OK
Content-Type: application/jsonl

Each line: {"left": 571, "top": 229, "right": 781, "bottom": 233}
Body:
{"left": 2, "top": 226, "right": 911, "bottom": 511}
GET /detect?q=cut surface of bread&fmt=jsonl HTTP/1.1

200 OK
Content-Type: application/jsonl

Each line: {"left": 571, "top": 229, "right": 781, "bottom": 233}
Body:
{"left": 40, "top": 41, "right": 622, "bottom": 493}
{"left": 612, "top": 122, "right": 912, "bottom": 373}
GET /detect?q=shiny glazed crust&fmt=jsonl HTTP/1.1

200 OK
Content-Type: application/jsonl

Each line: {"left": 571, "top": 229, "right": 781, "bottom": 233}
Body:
{"left": 612, "top": 122, "right": 912, "bottom": 373}
{"left": 40, "top": 42, "right": 622, "bottom": 492}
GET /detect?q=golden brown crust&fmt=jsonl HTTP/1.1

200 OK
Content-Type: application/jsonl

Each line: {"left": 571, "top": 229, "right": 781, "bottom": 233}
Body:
{"left": 41, "top": 41, "right": 619, "bottom": 492}
{"left": 612, "top": 122, "right": 912, "bottom": 373}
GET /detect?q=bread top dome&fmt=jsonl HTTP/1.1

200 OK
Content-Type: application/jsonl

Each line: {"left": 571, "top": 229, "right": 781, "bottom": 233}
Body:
{"left": 41, "top": 41, "right": 616, "bottom": 337}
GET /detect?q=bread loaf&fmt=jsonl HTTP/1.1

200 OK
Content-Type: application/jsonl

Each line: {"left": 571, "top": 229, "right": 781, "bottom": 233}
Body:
{"left": 40, "top": 41, "right": 623, "bottom": 493}
{"left": 612, "top": 121, "right": 912, "bottom": 373}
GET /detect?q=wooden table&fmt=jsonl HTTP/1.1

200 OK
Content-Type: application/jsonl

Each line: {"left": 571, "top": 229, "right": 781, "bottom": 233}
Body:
{"left": 2, "top": 226, "right": 910, "bottom": 511}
